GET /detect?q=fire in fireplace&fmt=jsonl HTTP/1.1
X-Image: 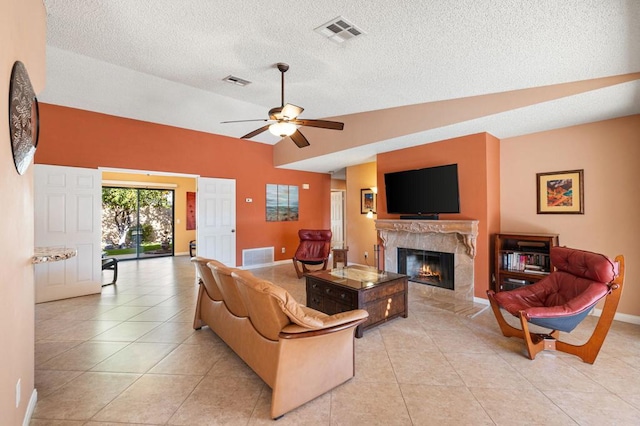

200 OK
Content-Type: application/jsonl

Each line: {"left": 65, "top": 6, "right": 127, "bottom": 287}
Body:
{"left": 397, "top": 248, "right": 455, "bottom": 290}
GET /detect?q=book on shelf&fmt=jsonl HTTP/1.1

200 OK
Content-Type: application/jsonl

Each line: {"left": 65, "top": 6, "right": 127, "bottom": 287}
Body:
{"left": 504, "top": 278, "right": 528, "bottom": 285}
{"left": 523, "top": 269, "right": 549, "bottom": 275}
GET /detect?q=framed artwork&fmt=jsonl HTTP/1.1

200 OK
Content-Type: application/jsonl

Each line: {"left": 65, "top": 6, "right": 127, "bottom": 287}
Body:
{"left": 186, "top": 192, "right": 196, "bottom": 230}
{"left": 536, "top": 169, "right": 584, "bottom": 214}
{"left": 361, "top": 188, "right": 377, "bottom": 214}
{"left": 266, "top": 184, "right": 299, "bottom": 221}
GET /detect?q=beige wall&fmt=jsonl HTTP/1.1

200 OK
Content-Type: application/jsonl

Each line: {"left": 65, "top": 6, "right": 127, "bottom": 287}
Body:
{"left": 501, "top": 115, "right": 640, "bottom": 317}
{"left": 1, "top": 0, "right": 46, "bottom": 423}
{"left": 101, "top": 172, "right": 196, "bottom": 254}
{"left": 346, "top": 162, "right": 378, "bottom": 266}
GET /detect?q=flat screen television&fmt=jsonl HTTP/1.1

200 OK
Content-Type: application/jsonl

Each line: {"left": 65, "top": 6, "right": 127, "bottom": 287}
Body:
{"left": 384, "top": 163, "right": 460, "bottom": 218}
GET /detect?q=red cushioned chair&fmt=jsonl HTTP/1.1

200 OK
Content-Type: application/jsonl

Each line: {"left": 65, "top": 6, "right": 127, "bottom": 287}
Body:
{"left": 487, "top": 246, "right": 624, "bottom": 364}
{"left": 292, "top": 229, "right": 332, "bottom": 279}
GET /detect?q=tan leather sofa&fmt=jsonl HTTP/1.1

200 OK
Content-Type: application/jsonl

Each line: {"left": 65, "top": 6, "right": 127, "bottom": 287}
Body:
{"left": 191, "top": 257, "right": 368, "bottom": 419}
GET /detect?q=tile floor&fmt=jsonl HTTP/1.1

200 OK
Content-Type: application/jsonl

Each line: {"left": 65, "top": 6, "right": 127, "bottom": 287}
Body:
{"left": 31, "top": 256, "right": 640, "bottom": 425}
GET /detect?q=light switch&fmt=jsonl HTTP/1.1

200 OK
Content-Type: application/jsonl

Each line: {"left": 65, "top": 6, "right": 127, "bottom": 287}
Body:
{"left": 302, "top": 184, "right": 310, "bottom": 189}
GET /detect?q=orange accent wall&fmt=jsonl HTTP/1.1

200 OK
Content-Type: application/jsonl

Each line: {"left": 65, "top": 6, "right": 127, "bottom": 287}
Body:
{"left": 35, "top": 104, "right": 331, "bottom": 265}
{"left": 376, "top": 133, "right": 501, "bottom": 298}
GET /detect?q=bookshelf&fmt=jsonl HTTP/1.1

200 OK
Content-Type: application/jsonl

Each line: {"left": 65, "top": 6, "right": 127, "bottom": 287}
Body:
{"left": 494, "top": 233, "right": 559, "bottom": 292}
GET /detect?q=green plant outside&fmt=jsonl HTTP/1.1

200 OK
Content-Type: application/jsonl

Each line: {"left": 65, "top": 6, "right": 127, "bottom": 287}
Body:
{"left": 104, "top": 243, "right": 173, "bottom": 256}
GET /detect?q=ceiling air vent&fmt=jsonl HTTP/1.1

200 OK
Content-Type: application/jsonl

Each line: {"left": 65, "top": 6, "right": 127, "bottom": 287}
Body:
{"left": 222, "top": 75, "right": 251, "bottom": 86}
{"left": 314, "top": 16, "right": 365, "bottom": 43}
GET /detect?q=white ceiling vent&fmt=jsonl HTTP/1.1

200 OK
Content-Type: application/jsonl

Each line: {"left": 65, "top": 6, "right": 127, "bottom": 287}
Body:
{"left": 314, "top": 16, "right": 365, "bottom": 43}
{"left": 222, "top": 75, "right": 251, "bottom": 86}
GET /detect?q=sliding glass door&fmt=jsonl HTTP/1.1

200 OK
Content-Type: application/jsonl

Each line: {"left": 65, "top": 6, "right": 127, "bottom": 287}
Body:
{"left": 102, "top": 187, "right": 174, "bottom": 260}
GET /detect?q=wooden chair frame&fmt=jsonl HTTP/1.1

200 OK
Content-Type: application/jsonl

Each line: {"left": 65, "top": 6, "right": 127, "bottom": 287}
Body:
{"left": 292, "top": 258, "right": 329, "bottom": 279}
{"left": 487, "top": 255, "right": 624, "bottom": 364}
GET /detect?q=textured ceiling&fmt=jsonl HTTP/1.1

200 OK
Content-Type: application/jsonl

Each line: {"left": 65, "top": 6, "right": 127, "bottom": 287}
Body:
{"left": 40, "top": 0, "right": 640, "bottom": 173}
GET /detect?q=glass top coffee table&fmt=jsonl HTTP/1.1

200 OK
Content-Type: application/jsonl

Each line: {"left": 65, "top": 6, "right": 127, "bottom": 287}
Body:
{"left": 305, "top": 265, "right": 408, "bottom": 337}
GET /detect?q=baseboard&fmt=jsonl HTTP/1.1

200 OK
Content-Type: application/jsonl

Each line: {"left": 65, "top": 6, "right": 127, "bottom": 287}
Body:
{"left": 175, "top": 251, "right": 190, "bottom": 256}
{"left": 473, "top": 296, "right": 490, "bottom": 305}
{"left": 241, "top": 259, "right": 291, "bottom": 270}
{"left": 23, "top": 389, "right": 37, "bottom": 426}
{"left": 591, "top": 308, "right": 640, "bottom": 325}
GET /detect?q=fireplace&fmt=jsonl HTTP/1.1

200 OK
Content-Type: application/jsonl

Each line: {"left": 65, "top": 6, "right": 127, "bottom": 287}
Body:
{"left": 375, "top": 219, "right": 478, "bottom": 301}
{"left": 398, "top": 248, "right": 454, "bottom": 290}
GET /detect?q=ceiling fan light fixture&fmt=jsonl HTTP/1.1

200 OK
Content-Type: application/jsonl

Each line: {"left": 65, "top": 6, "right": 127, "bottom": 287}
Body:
{"left": 269, "top": 121, "right": 297, "bottom": 137}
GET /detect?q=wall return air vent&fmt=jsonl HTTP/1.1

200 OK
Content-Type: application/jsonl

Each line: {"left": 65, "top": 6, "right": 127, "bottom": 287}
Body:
{"left": 314, "top": 16, "right": 365, "bottom": 43}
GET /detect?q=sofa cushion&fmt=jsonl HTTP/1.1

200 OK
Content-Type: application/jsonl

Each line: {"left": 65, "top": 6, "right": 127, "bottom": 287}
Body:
{"left": 231, "top": 270, "right": 327, "bottom": 340}
{"left": 209, "top": 262, "right": 249, "bottom": 317}
{"left": 191, "top": 257, "right": 225, "bottom": 301}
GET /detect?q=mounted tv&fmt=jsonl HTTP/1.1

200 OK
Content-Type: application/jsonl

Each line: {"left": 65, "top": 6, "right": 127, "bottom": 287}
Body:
{"left": 384, "top": 163, "right": 460, "bottom": 219}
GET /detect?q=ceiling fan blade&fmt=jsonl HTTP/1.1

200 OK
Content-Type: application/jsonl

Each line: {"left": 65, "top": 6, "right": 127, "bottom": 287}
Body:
{"left": 281, "top": 103, "right": 304, "bottom": 120}
{"left": 290, "top": 130, "right": 310, "bottom": 148}
{"left": 293, "top": 119, "right": 344, "bottom": 131}
{"left": 241, "top": 124, "right": 271, "bottom": 139}
{"left": 221, "top": 119, "right": 268, "bottom": 124}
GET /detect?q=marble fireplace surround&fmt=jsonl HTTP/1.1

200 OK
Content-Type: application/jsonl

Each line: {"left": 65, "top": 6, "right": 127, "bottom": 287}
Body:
{"left": 375, "top": 219, "right": 479, "bottom": 301}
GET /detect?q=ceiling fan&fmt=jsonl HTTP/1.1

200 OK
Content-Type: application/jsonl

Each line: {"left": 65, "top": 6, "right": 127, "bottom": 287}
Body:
{"left": 221, "top": 63, "right": 344, "bottom": 148}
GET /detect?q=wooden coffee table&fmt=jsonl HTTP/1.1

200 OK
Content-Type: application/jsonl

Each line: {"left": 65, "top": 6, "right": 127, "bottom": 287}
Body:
{"left": 305, "top": 266, "right": 408, "bottom": 338}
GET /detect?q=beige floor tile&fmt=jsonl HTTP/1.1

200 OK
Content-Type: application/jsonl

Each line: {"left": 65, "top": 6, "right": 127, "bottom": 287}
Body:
{"left": 128, "top": 305, "right": 186, "bottom": 321}
{"left": 402, "top": 384, "right": 494, "bottom": 425}
{"left": 168, "top": 375, "right": 264, "bottom": 425}
{"left": 93, "top": 374, "right": 202, "bottom": 424}
{"left": 513, "top": 357, "right": 606, "bottom": 393}
{"left": 167, "top": 309, "right": 197, "bottom": 322}
{"left": 379, "top": 321, "right": 439, "bottom": 352}
{"left": 473, "top": 387, "right": 578, "bottom": 425}
{"left": 445, "top": 352, "right": 532, "bottom": 389}
{"left": 30, "top": 420, "right": 84, "bottom": 425}
{"left": 388, "top": 349, "right": 465, "bottom": 386}
{"left": 35, "top": 369, "right": 83, "bottom": 398}
{"left": 569, "top": 356, "right": 640, "bottom": 395}
{"left": 46, "top": 320, "right": 123, "bottom": 341}
{"left": 543, "top": 390, "right": 640, "bottom": 425}
{"left": 90, "top": 321, "right": 162, "bottom": 342}
{"left": 355, "top": 347, "right": 400, "bottom": 383}
{"left": 428, "top": 328, "right": 497, "bottom": 354}
{"left": 35, "top": 341, "right": 81, "bottom": 366}
{"left": 91, "top": 342, "right": 177, "bottom": 373}
{"left": 91, "top": 306, "right": 150, "bottom": 321}
{"left": 136, "top": 321, "right": 196, "bottom": 343}
{"left": 39, "top": 341, "right": 129, "bottom": 371}
{"left": 53, "top": 304, "right": 115, "bottom": 321}
{"left": 32, "top": 372, "right": 139, "bottom": 420}
{"left": 149, "top": 342, "right": 225, "bottom": 375}
{"left": 124, "top": 294, "right": 173, "bottom": 307}
{"left": 330, "top": 378, "right": 412, "bottom": 425}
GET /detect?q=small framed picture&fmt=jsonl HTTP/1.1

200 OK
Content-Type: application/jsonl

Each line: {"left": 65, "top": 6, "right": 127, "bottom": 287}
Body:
{"left": 536, "top": 169, "right": 584, "bottom": 214}
{"left": 361, "top": 188, "right": 377, "bottom": 214}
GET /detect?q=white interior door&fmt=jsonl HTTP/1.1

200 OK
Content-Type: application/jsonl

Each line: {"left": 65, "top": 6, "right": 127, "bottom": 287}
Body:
{"left": 196, "top": 177, "right": 236, "bottom": 266}
{"left": 331, "top": 190, "right": 345, "bottom": 247}
{"left": 34, "top": 165, "right": 102, "bottom": 303}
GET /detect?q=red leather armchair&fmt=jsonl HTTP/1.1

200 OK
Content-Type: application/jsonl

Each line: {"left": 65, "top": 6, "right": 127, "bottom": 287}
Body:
{"left": 487, "top": 246, "right": 624, "bottom": 363}
{"left": 292, "top": 229, "right": 332, "bottom": 278}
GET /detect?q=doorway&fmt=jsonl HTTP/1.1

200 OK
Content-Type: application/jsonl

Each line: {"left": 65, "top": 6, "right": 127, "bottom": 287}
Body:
{"left": 331, "top": 190, "right": 346, "bottom": 247}
{"left": 102, "top": 187, "right": 175, "bottom": 260}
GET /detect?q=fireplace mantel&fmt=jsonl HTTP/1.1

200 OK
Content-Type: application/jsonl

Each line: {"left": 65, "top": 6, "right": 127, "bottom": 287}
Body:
{"left": 375, "top": 220, "right": 479, "bottom": 257}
